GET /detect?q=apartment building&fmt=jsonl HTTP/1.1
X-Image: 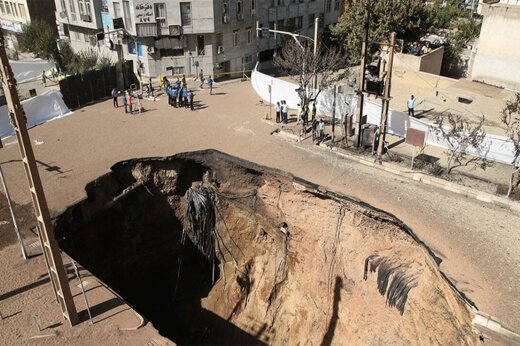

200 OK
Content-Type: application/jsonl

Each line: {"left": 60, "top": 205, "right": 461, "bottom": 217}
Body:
{"left": 56, "top": 0, "right": 342, "bottom": 77}
{"left": 0, "top": 0, "right": 56, "bottom": 49}
{"left": 470, "top": 0, "right": 520, "bottom": 90}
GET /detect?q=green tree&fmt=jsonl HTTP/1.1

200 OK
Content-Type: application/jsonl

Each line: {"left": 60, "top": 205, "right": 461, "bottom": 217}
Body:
{"left": 17, "top": 20, "right": 61, "bottom": 66}
{"left": 332, "top": 0, "right": 434, "bottom": 64}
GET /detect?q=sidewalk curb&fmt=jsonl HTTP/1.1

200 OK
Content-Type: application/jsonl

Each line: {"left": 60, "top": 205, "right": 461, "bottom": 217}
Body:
{"left": 473, "top": 312, "right": 520, "bottom": 343}
{"left": 273, "top": 129, "right": 520, "bottom": 213}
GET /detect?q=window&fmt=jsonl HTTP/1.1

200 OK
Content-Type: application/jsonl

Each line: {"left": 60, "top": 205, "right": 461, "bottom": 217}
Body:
{"left": 277, "top": 0, "right": 283, "bottom": 5}
{"left": 326, "top": 0, "right": 332, "bottom": 12}
{"left": 5, "top": 1, "right": 10, "bottom": 15}
{"left": 258, "top": 23, "right": 263, "bottom": 38}
{"left": 128, "top": 39, "right": 137, "bottom": 54}
{"left": 159, "top": 49, "right": 184, "bottom": 57}
{"left": 334, "top": 0, "right": 340, "bottom": 11}
{"left": 123, "top": 1, "right": 132, "bottom": 27}
{"left": 222, "top": 0, "right": 229, "bottom": 23}
{"left": 18, "top": 3, "right": 25, "bottom": 17}
{"left": 297, "top": 16, "right": 303, "bottom": 29}
{"left": 252, "top": 0, "right": 256, "bottom": 10}
{"left": 78, "top": 0, "right": 85, "bottom": 15}
{"left": 69, "top": 0, "right": 76, "bottom": 13}
{"left": 113, "top": 2, "right": 121, "bottom": 17}
{"left": 308, "top": 13, "right": 315, "bottom": 26}
{"left": 242, "top": 55, "right": 252, "bottom": 64}
{"left": 233, "top": 30, "right": 239, "bottom": 47}
{"left": 236, "top": 0, "right": 242, "bottom": 20}
{"left": 173, "top": 67, "right": 185, "bottom": 75}
{"left": 180, "top": 2, "right": 191, "bottom": 26}
{"left": 12, "top": 2, "right": 19, "bottom": 16}
{"left": 86, "top": 0, "right": 91, "bottom": 14}
{"left": 197, "top": 35, "right": 205, "bottom": 55}
{"left": 246, "top": 27, "right": 252, "bottom": 44}
{"left": 74, "top": 30, "right": 80, "bottom": 40}
{"left": 83, "top": 32, "right": 89, "bottom": 42}
{"left": 155, "top": 3, "right": 167, "bottom": 28}
{"left": 0, "top": 2, "right": 5, "bottom": 14}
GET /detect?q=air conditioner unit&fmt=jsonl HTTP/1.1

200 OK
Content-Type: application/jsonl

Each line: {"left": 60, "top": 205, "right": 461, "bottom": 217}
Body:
{"left": 217, "top": 45, "right": 224, "bottom": 54}
{"left": 169, "top": 25, "right": 182, "bottom": 36}
{"left": 147, "top": 46, "right": 155, "bottom": 54}
{"left": 223, "top": 15, "right": 230, "bottom": 23}
{"left": 59, "top": 11, "right": 67, "bottom": 19}
{"left": 251, "top": 9, "right": 256, "bottom": 16}
{"left": 237, "top": 13, "right": 244, "bottom": 21}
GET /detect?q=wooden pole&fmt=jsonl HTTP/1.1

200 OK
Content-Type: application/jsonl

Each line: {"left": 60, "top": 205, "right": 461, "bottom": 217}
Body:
{"left": 0, "top": 34, "right": 79, "bottom": 326}
{"left": 377, "top": 32, "right": 397, "bottom": 164}
{"left": 356, "top": 1, "right": 369, "bottom": 147}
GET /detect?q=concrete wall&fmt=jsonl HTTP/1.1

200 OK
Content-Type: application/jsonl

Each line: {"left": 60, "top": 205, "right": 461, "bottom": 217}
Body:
{"left": 471, "top": 3, "right": 520, "bottom": 90}
{"left": 393, "top": 47, "right": 444, "bottom": 76}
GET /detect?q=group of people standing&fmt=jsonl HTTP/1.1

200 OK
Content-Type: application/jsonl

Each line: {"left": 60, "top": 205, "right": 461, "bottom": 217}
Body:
{"left": 164, "top": 75, "right": 195, "bottom": 111}
{"left": 275, "top": 100, "right": 326, "bottom": 142}
{"left": 275, "top": 101, "right": 289, "bottom": 123}
{"left": 112, "top": 88, "right": 143, "bottom": 114}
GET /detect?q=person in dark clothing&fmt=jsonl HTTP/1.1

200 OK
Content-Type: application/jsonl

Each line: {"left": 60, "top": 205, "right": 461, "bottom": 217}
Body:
{"left": 189, "top": 90, "right": 194, "bottom": 111}
{"left": 312, "top": 118, "right": 317, "bottom": 140}
{"left": 122, "top": 93, "right": 127, "bottom": 113}
{"left": 303, "top": 105, "right": 309, "bottom": 128}
{"left": 276, "top": 102, "right": 281, "bottom": 123}
{"left": 112, "top": 88, "right": 118, "bottom": 107}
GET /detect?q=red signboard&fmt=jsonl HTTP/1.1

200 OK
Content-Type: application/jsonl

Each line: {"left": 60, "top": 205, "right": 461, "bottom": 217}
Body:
{"left": 405, "top": 128, "right": 426, "bottom": 147}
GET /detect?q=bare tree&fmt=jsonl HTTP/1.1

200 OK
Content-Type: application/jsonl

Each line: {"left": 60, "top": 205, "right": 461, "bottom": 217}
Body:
{"left": 274, "top": 40, "right": 346, "bottom": 109}
{"left": 433, "top": 113, "right": 492, "bottom": 174}
{"left": 501, "top": 92, "right": 520, "bottom": 197}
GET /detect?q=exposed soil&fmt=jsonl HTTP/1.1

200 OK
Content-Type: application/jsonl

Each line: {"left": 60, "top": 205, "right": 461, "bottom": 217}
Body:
{"left": 53, "top": 150, "right": 479, "bottom": 345}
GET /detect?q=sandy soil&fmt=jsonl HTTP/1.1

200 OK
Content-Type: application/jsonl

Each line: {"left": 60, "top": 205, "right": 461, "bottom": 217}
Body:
{"left": 0, "top": 79, "right": 519, "bottom": 343}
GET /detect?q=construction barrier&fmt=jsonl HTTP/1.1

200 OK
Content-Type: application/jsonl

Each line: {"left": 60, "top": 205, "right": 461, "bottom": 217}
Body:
{"left": 59, "top": 60, "right": 137, "bottom": 109}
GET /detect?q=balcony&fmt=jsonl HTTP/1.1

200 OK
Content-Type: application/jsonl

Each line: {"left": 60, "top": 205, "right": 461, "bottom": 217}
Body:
{"left": 80, "top": 14, "right": 91, "bottom": 22}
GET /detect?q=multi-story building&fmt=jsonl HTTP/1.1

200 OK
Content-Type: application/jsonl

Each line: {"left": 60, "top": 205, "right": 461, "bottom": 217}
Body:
{"left": 469, "top": 0, "right": 520, "bottom": 90}
{"left": 56, "top": 0, "right": 342, "bottom": 77}
{"left": 0, "top": 0, "right": 57, "bottom": 49}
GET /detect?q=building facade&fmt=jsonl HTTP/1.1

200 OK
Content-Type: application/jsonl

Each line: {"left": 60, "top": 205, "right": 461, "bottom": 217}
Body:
{"left": 55, "top": 0, "right": 342, "bottom": 78}
{"left": 470, "top": 0, "right": 520, "bottom": 90}
{"left": 0, "top": 0, "right": 57, "bottom": 49}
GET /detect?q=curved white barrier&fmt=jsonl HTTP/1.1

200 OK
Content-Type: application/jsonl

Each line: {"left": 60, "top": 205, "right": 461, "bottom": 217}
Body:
{"left": 251, "top": 63, "right": 517, "bottom": 165}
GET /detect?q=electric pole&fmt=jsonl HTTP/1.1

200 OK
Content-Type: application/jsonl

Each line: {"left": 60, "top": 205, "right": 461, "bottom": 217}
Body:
{"left": 313, "top": 17, "right": 319, "bottom": 91}
{"left": 0, "top": 35, "right": 79, "bottom": 326}
{"left": 376, "top": 32, "right": 397, "bottom": 164}
{"left": 356, "top": 1, "right": 369, "bottom": 148}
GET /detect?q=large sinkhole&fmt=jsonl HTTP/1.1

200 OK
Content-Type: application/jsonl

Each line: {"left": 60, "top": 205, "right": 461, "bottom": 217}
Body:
{"left": 54, "top": 150, "right": 479, "bottom": 345}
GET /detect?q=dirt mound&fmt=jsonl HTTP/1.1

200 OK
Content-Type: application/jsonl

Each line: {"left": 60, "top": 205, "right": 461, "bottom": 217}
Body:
{"left": 54, "top": 150, "right": 478, "bottom": 345}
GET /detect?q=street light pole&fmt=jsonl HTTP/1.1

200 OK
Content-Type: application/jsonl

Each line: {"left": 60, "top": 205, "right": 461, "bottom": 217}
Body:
{"left": 313, "top": 17, "right": 319, "bottom": 91}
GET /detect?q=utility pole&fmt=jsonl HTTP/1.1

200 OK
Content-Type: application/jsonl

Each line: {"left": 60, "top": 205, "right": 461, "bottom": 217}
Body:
{"left": 313, "top": 17, "right": 319, "bottom": 91}
{"left": 332, "top": 85, "right": 337, "bottom": 142}
{"left": 356, "top": 1, "right": 369, "bottom": 148}
{"left": 0, "top": 35, "right": 79, "bottom": 326}
{"left": 376, "top": 32, "right": 397, "bottom": 164}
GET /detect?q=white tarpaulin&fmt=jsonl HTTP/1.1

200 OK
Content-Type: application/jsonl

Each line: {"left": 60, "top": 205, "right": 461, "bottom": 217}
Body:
{"left": 0, "top": 90, "right": 72, "bottom": 138}
{"left": 10, "top": 59, "right": 54, "bottom": 84}
{"left": 251, "top": 64, "right": 518, "bottom": 165}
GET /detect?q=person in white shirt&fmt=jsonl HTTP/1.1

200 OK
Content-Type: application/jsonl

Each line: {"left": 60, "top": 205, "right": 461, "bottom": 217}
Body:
{"left": 275, "top": 102, "right": 281, "bottom": 123}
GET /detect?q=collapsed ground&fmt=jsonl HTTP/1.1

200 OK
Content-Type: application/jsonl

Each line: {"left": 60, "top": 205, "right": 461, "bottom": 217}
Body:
{"left": 53, "top": 150, "right": 478, "bottom": 345}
